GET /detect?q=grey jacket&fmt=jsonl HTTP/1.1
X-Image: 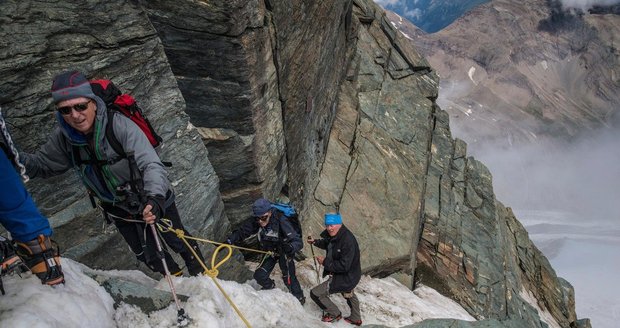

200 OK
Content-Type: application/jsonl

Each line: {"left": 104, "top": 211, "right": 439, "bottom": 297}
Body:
{"left": 22, "top": 95, "right": 169, "bottom": 207}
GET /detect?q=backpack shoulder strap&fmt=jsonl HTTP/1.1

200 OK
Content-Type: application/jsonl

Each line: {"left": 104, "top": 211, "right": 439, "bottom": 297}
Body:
{"left": 105, "top": 110, "right": 125, "bottom": 158}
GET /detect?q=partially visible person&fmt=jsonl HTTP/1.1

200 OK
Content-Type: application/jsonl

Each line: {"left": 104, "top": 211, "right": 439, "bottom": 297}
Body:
{"left": 21, "top": 70, "right": 204, "bottom": 277}
{"left": 307, "top": 213, "right": 361, "bottom": 325}
{"left": 0, "top": 145, "right": 64, "bottom": 286}
{"left": 226, "top": 198, "right": 305, "bottom": 304}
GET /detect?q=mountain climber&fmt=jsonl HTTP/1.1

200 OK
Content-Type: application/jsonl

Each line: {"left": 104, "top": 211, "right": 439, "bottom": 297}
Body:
{"left": 0, "top": 144, "right": 64, "bottom": 286}
{"left": 307, "top": 213, "right": 362, "bottom": 325}
{"left": 225, "top": 198, "right": 305, "bottom": 304}
{"left": 20, "top": 70, "right": 204, "bottom": 277}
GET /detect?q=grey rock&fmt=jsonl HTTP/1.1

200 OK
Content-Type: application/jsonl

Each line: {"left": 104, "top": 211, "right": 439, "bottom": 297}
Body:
{"left": 574, "top": 318, "right": 592, "bottom": 328}
{"left": 141, "top": 0, "right": 288, "bottom": 223}
{"left": 87, "top": 272, "right": 188, "bottom": 314}
{"left": 265, "top": 0, "right": 355, "bottom": 205}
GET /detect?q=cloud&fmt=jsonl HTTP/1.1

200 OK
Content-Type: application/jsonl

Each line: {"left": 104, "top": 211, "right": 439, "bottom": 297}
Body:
{"left": 404, "top": 8, "right": 423, "bottom": 20}
{"left": 560, "top": 0, "right": 620, "bottom": 10}
{"left": 374, "top": 0, "right": 402, "bottom": 6}
{"left": 466, "top": 126, "right": 620, "bottom": 224}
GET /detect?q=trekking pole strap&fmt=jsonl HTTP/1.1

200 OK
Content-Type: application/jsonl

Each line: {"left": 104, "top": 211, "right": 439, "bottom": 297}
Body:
{"left": 0, "top": 107, "right": 29, "bottom": 182}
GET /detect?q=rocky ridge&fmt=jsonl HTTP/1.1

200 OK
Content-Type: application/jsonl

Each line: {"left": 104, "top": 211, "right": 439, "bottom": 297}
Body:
{"left": 389, "top": 0, "right": 620, "bottom": 148}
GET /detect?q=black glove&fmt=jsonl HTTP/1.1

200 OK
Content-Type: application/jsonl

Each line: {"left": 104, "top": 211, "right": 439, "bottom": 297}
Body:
{"left": 282, "top": 243, "right": 294, "bottom": 256}
{"left": 145, "top": 196, "right": 165, "bottom": 222}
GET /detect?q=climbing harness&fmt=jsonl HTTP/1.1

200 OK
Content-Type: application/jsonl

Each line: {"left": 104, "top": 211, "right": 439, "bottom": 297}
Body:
{"left": 0, "top": 106, "right": 28, "bottom": 182}
{"left": 157, "top": 219, "right": 279, "bottom": 328}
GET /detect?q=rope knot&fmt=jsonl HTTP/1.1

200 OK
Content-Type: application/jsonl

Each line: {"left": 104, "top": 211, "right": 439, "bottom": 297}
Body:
{"left": 205, "top": 269, "right": 219, "bottom": 278}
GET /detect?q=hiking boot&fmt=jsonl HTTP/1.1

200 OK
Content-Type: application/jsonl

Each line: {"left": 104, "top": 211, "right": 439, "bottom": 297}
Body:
{"left": 262, "top": 279, "right": 276, "bottom": 290}
{"left": 293, "top": 250, "right": 306, "bottom": 261}
{"left": 16, "top": 235, "right": 64, "bottom": 286}
{"left": 297, "top": 296, "right": 306, "bottom": 305}
{"left": 1, "top": 237, "right": 22, "bottom": 274}
{"left": 321, "top": 313, "right": 342, "bottom": 323}
{"left": 345, "top": 317, "right": 363, "bottom": 326}
{"left": 184, "top": 255, "right": 205, "bottom": 276}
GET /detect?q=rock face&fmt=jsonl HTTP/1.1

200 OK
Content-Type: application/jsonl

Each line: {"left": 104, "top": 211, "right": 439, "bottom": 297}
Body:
{"left": 0, "top": 0, "right": 588, "bottom": 326}
{"left": 141, "top": 0, "right": 354, "bottom": 224}
{"left": 139, "top": 0, "right": 287, "bottom": 225}
{"left": 0, "top": 0, "right": 248, "bottom": 281}
{"left": 392, "top": 0, "right": 620, "bottom": 148}
{"left": 307, "top": 1, "right": 436, "bottom": 281}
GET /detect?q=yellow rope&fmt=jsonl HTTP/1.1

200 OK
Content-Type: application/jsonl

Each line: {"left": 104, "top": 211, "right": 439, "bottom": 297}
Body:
{"left": 157, "top": 221, "right": 274, "bottom": 256}
{"left": 158, "top": 223, "right": 254, "bottom": 328}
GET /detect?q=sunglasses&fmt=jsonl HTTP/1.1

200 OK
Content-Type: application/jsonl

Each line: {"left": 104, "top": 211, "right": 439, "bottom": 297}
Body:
{"left": 57, "top": 101, "right": 91, "bottom": 115}
{"left": 257, "top": 213, "right": 270, "bottom": 222}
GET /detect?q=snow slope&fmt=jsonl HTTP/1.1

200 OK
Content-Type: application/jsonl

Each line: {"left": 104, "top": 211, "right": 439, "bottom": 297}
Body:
{"left": 0, "top": 259, "right": 474, "bottom": 328}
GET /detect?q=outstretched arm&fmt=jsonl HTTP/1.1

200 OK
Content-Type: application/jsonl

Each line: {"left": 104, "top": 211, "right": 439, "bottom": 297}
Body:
{"left": 21, "top": 128, "right": 72, "bottom": 179}
{"left": 227, "top": 217, "right": 259, "bottom": 244}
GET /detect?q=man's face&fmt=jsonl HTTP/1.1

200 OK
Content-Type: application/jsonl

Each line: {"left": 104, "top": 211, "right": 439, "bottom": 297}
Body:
{"left": 326, "top": 223, "right": 342, "bottom": 237}
{"left": 57, "top": 97, "right": 96, "bottom": 134}
{"left": 257, "top": 210, "right": 272, "bottom": 227}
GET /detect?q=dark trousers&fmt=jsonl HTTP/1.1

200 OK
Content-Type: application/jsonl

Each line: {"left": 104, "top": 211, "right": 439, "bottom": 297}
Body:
{"left": 114, "top": 202, "right": 202, "bottom": 275}
{"left": 254, "top": 253, "right": 304, "bottom": 300}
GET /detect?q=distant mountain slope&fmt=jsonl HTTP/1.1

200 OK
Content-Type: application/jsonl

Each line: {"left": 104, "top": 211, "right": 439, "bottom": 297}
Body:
{"left": 389, "top": 0, "right": 620, "bottom": 148}
{"left": 375, "top": 0, "right": 490, "bottom": 32}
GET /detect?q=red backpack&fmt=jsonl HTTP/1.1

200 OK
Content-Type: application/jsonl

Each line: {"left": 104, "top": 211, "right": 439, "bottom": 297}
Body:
{"left": 89, "top": 79, "right": 163, "bottom": 157}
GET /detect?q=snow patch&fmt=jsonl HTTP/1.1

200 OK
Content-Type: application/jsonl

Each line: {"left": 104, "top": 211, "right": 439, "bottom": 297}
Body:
{"left": 468, "top": 67, "right": 478, "bottom": 85}
{"left": 520, "top": 288, "right": 561, "bottom": 328}
{"left": 400, "top": 31, "right": 414, "bottom": 40}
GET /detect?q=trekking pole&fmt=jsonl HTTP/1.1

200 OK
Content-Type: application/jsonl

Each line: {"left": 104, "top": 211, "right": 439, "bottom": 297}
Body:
{"left": 125, "top": 151, "right": 189, "bottom": 326}
{"left": 0, "top": 107, "right": 29, "bottom": 182}
{"left": 308, "top": 236, "right": 321, "bottom": 284}
{"left": 149, "top": 223, "right": 190, "bottom": 326}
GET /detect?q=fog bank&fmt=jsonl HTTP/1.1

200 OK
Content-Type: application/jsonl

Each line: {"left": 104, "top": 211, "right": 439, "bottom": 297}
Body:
{"left": 464, "top": 127, "right": 620, "bottom": 224}
{"left": 561, "top": 0, "right": 620, "bottom": 11}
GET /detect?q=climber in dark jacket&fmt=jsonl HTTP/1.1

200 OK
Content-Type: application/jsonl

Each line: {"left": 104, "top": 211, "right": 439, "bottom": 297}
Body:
{"left": 21, "top": 70, "right": 204, "bottom": 277}
{"left": 226, "top": 198, "right": 305, "bottom": 304}
{"left": 0, "top": 146, "right": 63, "bottom": 286}
{"left": 307, "top": 213, "right": 362, "bottom": 325}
